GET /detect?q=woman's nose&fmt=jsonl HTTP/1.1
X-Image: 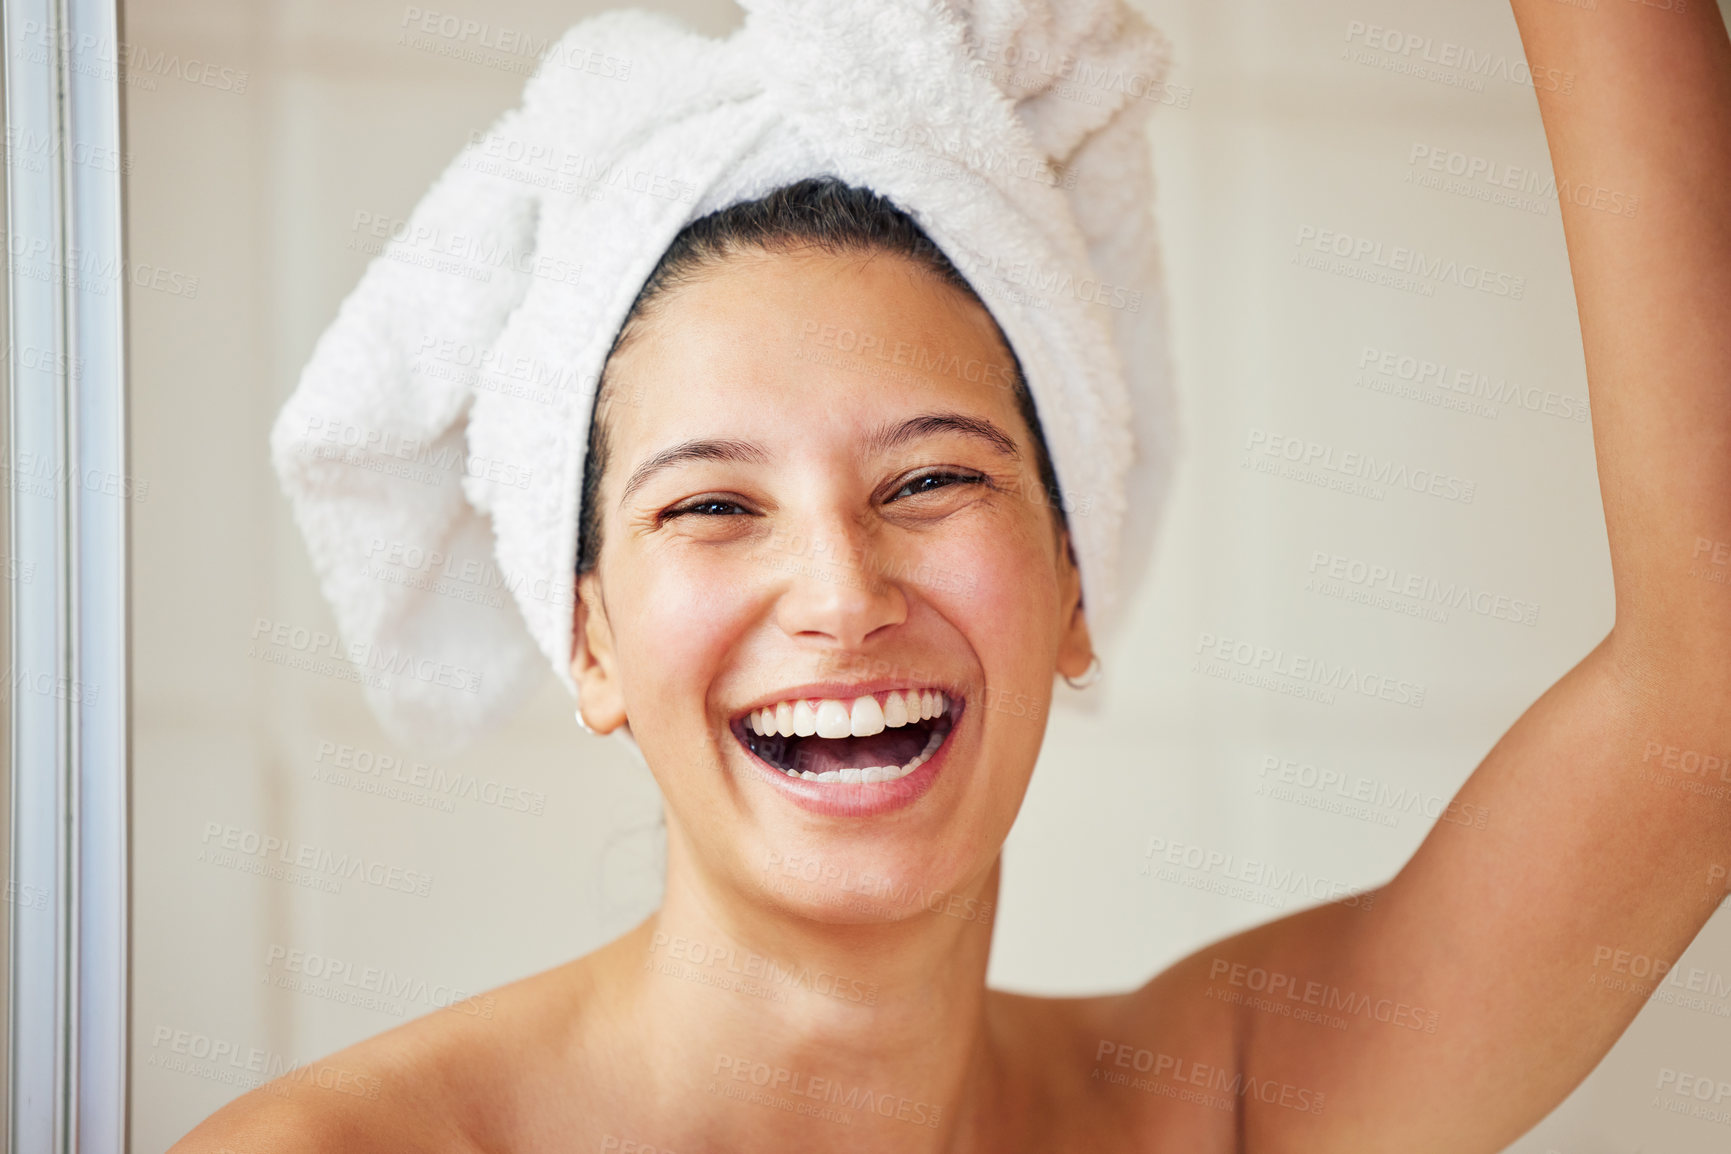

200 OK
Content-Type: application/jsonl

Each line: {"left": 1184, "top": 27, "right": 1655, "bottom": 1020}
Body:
{"left": 770, "top": 525, "right": 908, "bottom": 649}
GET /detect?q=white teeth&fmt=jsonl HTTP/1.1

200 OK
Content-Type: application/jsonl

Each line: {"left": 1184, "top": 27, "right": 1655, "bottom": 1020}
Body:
{"left": 815, "top": 699, "right": 852, "bottom": 739}
{"left": 780, "top": 749, "right": 939, "bottom": 785}
{"left": 850, "top": 695, "right": 885, "bottom": 737}
{"left": 743, "top": 688, "right": 958, "bottom": 782}
{"left": 746, "top": 689, "right": 953, "bottom": 731}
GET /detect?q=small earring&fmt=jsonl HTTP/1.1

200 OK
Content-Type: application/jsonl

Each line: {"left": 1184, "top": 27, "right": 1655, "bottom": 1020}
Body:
{"left": 1062, "top": 655, "right": 1102, "bottom": 691}
{"left": 575, "top": 707, "right": 597, "bottom": 735}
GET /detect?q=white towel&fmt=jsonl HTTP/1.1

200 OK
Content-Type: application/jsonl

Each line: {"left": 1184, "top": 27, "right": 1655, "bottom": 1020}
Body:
{"left": 271, "top": 0, "right": 1181, "bottom": 751}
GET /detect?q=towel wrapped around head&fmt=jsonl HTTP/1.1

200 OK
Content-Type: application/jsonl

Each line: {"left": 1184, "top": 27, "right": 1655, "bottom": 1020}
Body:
{"left": 270, "top": 0, "right": 1181, "bottom": 752}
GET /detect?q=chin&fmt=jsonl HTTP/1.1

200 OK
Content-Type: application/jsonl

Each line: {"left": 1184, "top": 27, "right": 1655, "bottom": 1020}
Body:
{"left": 750, "top": 837, "right": 998, "bottom": 929}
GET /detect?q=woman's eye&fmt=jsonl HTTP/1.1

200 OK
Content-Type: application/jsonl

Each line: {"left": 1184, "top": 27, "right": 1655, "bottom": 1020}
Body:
{"left": 890, "top": 471, "right": 985, "bottom": 501}
{"left": 665, "top": 498, "right": 750, "bottom": 519}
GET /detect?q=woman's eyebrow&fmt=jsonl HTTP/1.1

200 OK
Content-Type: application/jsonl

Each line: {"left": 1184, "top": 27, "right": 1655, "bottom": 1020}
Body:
{"left": 618, "top": 438, "right": 769, "bottom": 505}
{"left": 617, "top": 415, "right": 1017, "bottom": 505}
{"left": 864, "top": 412, "right": 1022, "bottom": 460}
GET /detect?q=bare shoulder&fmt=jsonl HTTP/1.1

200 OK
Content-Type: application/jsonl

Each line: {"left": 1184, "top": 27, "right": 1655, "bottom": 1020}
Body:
{"left": 168, "top": 956, "right": 596, "bottom": 1154}
{"left": 982, "top": 940, "right": 1244, "bottom": 1153}
{"left": 992, "top": 904, "right": 1381, "bottom": 1153}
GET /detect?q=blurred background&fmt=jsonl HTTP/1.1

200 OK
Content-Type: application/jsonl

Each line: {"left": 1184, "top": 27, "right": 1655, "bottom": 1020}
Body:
{"left": 122, "top": 0, "right": 1731, "bottom": 1150}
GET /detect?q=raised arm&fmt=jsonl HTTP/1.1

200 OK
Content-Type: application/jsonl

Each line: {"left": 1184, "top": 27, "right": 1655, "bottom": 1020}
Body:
{"left": 1221, "top": 4, "right": 1731, "bottom": 1151}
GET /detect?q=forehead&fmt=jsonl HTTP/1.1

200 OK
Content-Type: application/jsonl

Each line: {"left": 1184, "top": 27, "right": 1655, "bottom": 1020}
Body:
{"left": 602, "top": 250, "right": 1025, "bottom": 457}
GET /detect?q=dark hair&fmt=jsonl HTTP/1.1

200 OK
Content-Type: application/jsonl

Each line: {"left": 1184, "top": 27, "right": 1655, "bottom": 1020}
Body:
{"left": 575, "top": 176, "right": 1064, "bottom": 577}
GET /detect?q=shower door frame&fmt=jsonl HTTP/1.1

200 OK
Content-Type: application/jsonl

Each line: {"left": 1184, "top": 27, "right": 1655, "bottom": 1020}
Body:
{"left": 3, "top": 0, "right": 130, "bottom": 1150}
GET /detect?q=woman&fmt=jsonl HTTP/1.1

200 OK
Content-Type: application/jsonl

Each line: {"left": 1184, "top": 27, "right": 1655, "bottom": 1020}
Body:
{"left": 180, "top": 0, "right": 1731, "bottom": 1150}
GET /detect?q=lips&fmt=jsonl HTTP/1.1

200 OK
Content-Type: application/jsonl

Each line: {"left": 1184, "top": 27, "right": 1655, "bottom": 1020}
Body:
{"left": 733, "top": 688, "right": 957, "bottom": 785}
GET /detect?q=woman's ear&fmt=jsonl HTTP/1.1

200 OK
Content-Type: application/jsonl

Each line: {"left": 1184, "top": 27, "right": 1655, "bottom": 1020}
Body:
{"left": 571, "top": 571, "right": 629, "bottom": 733}
{"left": 1053, "top": 531, "right": 1094, "bottom": 680}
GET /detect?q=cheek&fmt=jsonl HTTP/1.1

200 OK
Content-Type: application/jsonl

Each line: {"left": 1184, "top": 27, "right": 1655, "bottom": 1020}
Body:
{"left": 925, "top": 508, "right": 1063, "bottom": 651}
{"left": 613, "top": 551, "right": 757, "bottom": 706}
{"left": 922, "top": 512, "right": 1065, "bottom": 769}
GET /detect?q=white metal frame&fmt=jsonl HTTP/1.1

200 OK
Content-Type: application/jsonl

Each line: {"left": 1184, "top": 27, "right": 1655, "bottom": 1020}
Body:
{"left": 4, "top": 0, "right": 129, "bottom": 1149}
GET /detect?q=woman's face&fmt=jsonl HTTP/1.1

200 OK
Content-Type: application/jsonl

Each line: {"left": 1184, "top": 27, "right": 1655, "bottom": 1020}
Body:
{"left": 573, "top": 249, "right": 1093, "bottom": 922}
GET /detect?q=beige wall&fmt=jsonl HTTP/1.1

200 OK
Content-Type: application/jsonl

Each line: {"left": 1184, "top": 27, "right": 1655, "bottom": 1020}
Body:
{"left": 123, "top": 1, "right": 1731, "bottom": 1151}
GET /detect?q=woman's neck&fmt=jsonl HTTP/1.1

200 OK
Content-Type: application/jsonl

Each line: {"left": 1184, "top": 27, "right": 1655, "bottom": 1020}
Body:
{"left": 590, "top": 826, "right": 1006, "bottom": 1151}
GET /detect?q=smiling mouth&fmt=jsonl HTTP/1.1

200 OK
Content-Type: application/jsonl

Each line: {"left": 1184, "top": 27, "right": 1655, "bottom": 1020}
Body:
{"left": 734, "top": 689, "right": 958, "bottom": 784}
